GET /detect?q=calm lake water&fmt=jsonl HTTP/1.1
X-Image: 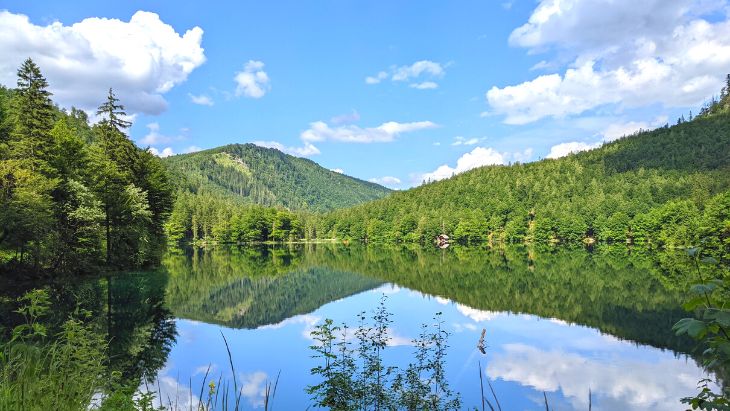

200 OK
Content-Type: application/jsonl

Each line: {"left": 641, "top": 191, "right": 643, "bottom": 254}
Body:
{"left": 2, "top": 244, "right": 716, "bottom": 410}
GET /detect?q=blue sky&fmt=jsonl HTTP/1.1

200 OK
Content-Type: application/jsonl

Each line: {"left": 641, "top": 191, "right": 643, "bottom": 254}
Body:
{"left": 1, "top": 0, "right": 729, "bottom": 188}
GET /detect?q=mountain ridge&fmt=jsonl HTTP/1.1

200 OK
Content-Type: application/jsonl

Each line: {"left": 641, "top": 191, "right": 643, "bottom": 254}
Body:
{"left": 163, "top": 142, "right": 390, "bottom": 212}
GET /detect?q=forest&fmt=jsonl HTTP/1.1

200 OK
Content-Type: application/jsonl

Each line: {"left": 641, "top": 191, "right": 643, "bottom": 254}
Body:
{"left": 163, "top": 143, "right": 391, "bottom": 211}
{"left": 2, "top": 58, "right": 729, "bottom": 274}
{"left": 167, "top": 78, "right": 730, "bottom": 253}
{"left": 0, "top": 59, "right": 173, "bottom": 274}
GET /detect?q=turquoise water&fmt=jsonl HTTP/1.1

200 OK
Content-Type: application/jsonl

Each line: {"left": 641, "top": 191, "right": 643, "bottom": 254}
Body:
{"left": 1, "top": 244, "right": 712, "bottom": 410}
{"left": 146, "top": 245, "right": 711, "bottom": 410}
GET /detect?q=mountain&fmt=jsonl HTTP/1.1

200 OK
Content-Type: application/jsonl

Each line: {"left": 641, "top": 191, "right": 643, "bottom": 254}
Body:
{"left": 163, "top": 143, "right": 390, "bottom": 212}
{"left": 163, "top": 247, "right": 382, "bottom": 328}
{"left": 321, "top": 112, "right": 730, "bottom": 248}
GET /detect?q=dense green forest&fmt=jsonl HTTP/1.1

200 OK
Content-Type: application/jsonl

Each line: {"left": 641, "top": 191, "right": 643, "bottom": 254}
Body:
{"left": 163, "top": 143, "right": 390, "bottom": 211}
{"left": 163, "top": 244, "right": 696, "bottom": 353}
{"left": 168, "top": 81, "right": 730, "bottom": 250}
{"left": 3, "top": 57, "right": 729, "bottom": 269}
{"left": 318, "top": 110, "right": 730, "bottom": 248}
{"left": 0, "top": 59, "right": 173, "bottom": 274}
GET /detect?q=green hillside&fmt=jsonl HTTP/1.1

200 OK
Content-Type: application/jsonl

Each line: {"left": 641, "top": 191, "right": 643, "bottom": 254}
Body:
{"left": 318, "top": 112, "right": 730, "bottom": 248}
{"left": 163, "top": 143, "right": 390, "bottom": 212}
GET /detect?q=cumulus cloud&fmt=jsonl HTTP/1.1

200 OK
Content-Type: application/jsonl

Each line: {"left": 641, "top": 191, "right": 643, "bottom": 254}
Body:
{"left": 455, "top": 303, "right": 501, "bottom": 322}
{"left": 508, "top": 147, "right": 534, "bottom": 163}
{"left": 487, "top": 0, "right": 730, "bottom": 124}
{"left": 546, "top": 141, "right": 600, "bottom": 159}
{"left": 0, "top": 10, "right": 205, "bottom": 115}
{"left": 421, "top": 147, "right": 505, "bottom": 182}
{"left": 235, "top": 60, "right": 270, "bottom": 98}
{"left": 252, "top": 140, "right": 320, "bottom": 157}
{"left": 254, "top": 119, "right": 434, "bottom": 158}
{"left": 188, "top": 93, "right": 213, "bottom": 106}
{"left": 366, "top": 60, "right": 445, "bottom": 89}
{"left": 601, "top": 121, "right": 649, "bottom": 141}
{"left": 300, "top": 120, "right": 437, "bottom": 143}
{"left": 544, "top": 115, "right": 669, "bottom": 159}
{"left": 487, "top": 343, "right": 712, "bottom": 411}
{"left": 138, "top": 122, "right": 181, "bottom": 146}
{"left": 331, "top": 168, "right": 344, "bottom": 174}
{"left": 392, "top": 60, "right": 445, "bottom": 81}
{"left": 368, "top": 176, "right": 402, "bottom": 187}
{"left": 239, "top": 371, "right": 270, "bottom": 408}
{"left": 365, "top": 71, "right": 388, "bottom": 84}
{"left": 185, "top": 145, "right": 202, "bottom": 153}
{"left": 148, "top": 147, "right": 175, "bottom": 157}
{"left": 137, "top": 374, "right": 198, "bottom": 410}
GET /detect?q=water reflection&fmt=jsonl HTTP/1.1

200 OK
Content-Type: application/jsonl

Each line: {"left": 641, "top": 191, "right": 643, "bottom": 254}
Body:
{"left": 1, "top": 244, "right": 711, "bottom": 409}
{"left": 153, "top": 244, "right": 710, "bottom": 410}
{"left": 0, "top": 270, "right": 177, "bottom": 404}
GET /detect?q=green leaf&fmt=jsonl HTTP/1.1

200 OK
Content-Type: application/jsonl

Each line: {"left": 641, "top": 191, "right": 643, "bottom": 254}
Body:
{"left": 705, "top": 309, "right": 730, "bottom": 328}
{"left": 683, "top": 295, "right": 707, "bottom": 311}
{"left": 686, "top": 247, "right": 700, "bottom": 257}
{"left": 691, "top": 283, "right": 718, "bottom": 295}
{"left": 701, "top": 256, "right": 719, "bottom": 265}
{"left": 673, "top": 318, "right": 708, "bottom": 339}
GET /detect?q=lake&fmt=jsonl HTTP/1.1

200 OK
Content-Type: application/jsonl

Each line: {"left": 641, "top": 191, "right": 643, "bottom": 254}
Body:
{"left": 1, "top": 244, "right": 714, "bottom": 410}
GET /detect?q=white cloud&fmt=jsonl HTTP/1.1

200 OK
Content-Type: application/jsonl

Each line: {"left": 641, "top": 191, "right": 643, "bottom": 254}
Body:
{"left": 365, "top": 71, "right": 388, "bottom": 84}
{"left": 188, "top": 93, "right": 213, "bottom": 106}
{"left": 372, "top": 284, "right": 402, "bottom": 295}
{"left": 0, "top": 10, "right": 205, "bottom": 115}
{"left": 508, "top": 147, "right": 534, "bottom": 163}
{"left": 139, "top": 122, "right": 179, "bottom": 146}
{"left": 137, "top": 374, "right": 198, "bottom": 410}
{"left": 487, "top": 343, "right": 713, "bottom": 411}
{"left": 368, "top": 176, "right": 402, "bottom": 187}
{"left": 148, "top": 147, "right": 175, "bottom": 157}
{"left": 392, "top": 60, "right": 445, "bottom": 81}
{"left": 435, "top": 296, "right": 451, "bottom": 305}
{"left": 421, "top": 147, "right": 505, "bottom": 182}
{"left": 366, "top": 60, "right": 445, "bottom": 89}
{"left": 601, "top": 121, "right": 649, "bottom": 142}
{"left": 386, "top": 329, "right": 413, "bottom": 347}
{"left": 452, "top": 136, "right": 480, "bottom": 146}
{"left": 546, "top": 141, "right": 600, "bottom": 159}
{"left": 487, "top": 0, "right": 730, "bottom": 124}
{"left": 235, "top": 60, "right": 270, "bottom": 98}
{"left": 260, "top": 313, "right": 322, "bottom": 340}
{"left": 455, "top": 303, "right": 501, "bottom": 322}
{"left": 300, "top": 120, "right": 437, "bottom": 143}
{"left": 185, "top": 145, "right": 202, "bottom": 153}
{"left": 239, "top": 371, "right": 270, "bottom": 408}
{"left": 409, "top": 81, "right": 438, "bottom": 89}
{"left": 252, "top": 140, "right": 320, "bottom": 157}
{"left": 331, "top": 168, "right": 344, "bottom": 174}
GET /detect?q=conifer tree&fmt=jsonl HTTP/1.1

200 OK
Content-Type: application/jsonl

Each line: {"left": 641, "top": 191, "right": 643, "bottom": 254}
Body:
{"left": 10, "top": 58, "right": 55, "bottom": 172}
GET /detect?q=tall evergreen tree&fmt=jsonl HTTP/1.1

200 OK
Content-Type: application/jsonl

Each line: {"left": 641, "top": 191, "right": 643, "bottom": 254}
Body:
{"left": 10, "top": 58, "right": 56, "bottom": 172}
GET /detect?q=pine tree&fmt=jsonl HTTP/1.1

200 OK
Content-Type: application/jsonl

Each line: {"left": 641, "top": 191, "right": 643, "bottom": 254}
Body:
{"left": 10, "top": 58, "right": 56, "bottom": 172}
{"left": 96, "top": 88, "right": 131, "bottom": 132}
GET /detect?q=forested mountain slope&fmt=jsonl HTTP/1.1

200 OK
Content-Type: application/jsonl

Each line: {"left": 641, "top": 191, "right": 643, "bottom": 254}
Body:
{"left": 164, "top": 144, "right": 390, "bottom": 212}
{"left": 318, "top": 112, "right": 730, "bottom": 248}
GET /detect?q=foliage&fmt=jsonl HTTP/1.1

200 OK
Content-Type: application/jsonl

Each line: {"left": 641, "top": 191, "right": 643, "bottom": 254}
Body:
{"left": 165, "top": 191, "right": 306, "bottom": 244}
{"left": 164, "top": 143, "right": 391, "bottom": 212}
{"left": 315, "top": 106, "right": 730, "bottom": 248}
{"left": 673, "top": 246, "right": 730, "bottom": 410}
{"left": 0, "top": 289, "right": 108, "bottom": 411}
{"left": 0, "top": 59, "right": 173, "bottom": 273}
{"left": 307, "top": 296, "right": 461, "bottom": 410}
